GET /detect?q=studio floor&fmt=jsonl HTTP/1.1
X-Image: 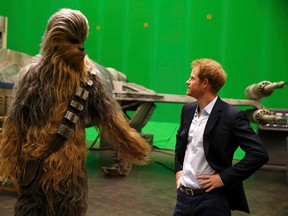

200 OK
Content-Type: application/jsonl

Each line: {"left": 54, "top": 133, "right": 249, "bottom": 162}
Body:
{"left": 0, "top": 146, "right": 287, "bottom": 216}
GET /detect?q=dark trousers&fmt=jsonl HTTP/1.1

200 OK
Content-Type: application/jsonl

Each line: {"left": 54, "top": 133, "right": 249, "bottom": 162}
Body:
{"left": 173, "top": 188, "right": 231, "bottom": 216}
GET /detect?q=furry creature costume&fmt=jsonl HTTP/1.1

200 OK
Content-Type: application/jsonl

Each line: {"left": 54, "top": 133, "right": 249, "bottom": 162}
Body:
{"left": 0, "top": 8, "right": 151, "bottom": 216}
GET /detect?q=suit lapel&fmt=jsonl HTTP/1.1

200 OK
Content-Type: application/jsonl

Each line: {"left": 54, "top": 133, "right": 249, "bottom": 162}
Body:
{"left": 203, "top": 98, "right": 223, "bottom": 154}
{"left": 204, "top": 97, "right": 223, "bottom": 135}
{"left": 184, "top": 103, "right": 197, "bottom": 135}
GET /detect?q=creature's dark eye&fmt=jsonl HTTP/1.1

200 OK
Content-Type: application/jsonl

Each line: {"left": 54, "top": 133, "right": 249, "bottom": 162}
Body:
{"left": 68, "top": 38, "right": 79, "bottom": 44}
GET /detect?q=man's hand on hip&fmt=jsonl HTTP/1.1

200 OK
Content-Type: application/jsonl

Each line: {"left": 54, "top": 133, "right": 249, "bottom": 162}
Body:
{"left": 197, "top": 173, "right": 224, "bottom": 192}
{"left": 176, "top": 171, "right": 183, "bottom": 189}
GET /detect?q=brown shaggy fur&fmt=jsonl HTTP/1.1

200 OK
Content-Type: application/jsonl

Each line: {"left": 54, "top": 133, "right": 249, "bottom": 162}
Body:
{"left": 0, "top": 8, "right": 151, "bottom": 216}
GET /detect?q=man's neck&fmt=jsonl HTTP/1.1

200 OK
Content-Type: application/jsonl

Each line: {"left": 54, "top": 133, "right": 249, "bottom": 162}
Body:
{"left": 198, "top": 94, "right": 217, "bottom": 110}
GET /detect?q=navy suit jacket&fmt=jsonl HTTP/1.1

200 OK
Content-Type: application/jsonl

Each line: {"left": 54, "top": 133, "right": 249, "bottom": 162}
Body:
{"left": 175, "top": 97, "right": 269, "bottom": 213}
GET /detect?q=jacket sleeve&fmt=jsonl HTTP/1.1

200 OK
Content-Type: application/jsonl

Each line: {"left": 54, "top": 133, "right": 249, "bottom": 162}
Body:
{"left": 219, "top": 110, "right": 269, "bottom": 185}
{"left": 175, "top": 105, "right": 185, "bottom": 173}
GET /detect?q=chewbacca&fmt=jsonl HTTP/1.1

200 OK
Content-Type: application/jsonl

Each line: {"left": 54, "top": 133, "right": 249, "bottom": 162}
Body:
{"left": 0, "top": 8, "right": 151, "bottom": 216}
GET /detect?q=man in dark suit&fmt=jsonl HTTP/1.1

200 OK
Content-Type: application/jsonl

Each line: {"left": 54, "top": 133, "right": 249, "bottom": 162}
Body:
{"left": 173, "top": 58, "right": 269, "bottom": 216}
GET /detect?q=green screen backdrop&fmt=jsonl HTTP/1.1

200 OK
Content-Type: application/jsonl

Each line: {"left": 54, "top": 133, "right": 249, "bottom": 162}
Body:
{"left": 1, "top": 0, "right": 287, "bottom": 158}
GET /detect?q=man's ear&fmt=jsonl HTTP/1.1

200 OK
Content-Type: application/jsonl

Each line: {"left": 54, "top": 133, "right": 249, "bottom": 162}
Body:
{"left": 202, "top": 78, "right": 209, "bottom": 88}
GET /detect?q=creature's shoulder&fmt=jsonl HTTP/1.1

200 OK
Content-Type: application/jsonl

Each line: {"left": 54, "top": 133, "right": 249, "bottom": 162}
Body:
{"left": 18, "top": 55, "right": 41, "bottom": 77}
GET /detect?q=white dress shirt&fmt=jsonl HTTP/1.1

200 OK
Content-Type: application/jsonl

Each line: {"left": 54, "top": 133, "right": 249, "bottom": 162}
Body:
{"left": 180, "top": 97, "right": 218, "bottom": 189}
